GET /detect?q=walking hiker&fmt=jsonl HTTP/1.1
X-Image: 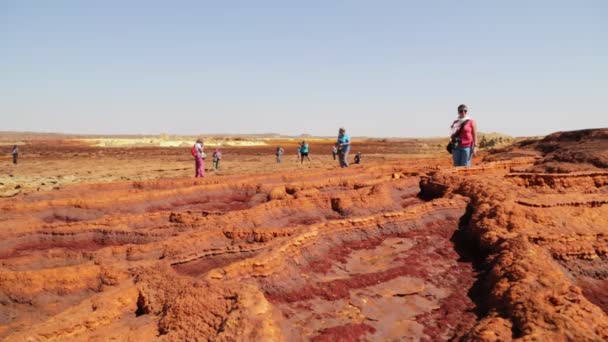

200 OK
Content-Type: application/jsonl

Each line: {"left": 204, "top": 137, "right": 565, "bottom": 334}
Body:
{"left": 354, "top": 152, "right": 362, "bottom": 164}
{"left": 191, "top": 139, "right": 206, "bottom": 177}
{"left": 276, "top": 146, "right": 284, "bottom": 163}
{"left": 299, "top": 140, "right": 311, "bottom": 164}
{"left": 332, "top": 145, "right": 338, "bottom": 160}
{"left": 212, "top": 148, "right": 222, "bottom": 170}
{"left": 11, "top": 145, "right": 19, "bottom": 165}
{"left": 449, "top": 104, "right": 477, "bottom": 167}
{"left": 337, "top": 127, "right": 351, "bottom": 168}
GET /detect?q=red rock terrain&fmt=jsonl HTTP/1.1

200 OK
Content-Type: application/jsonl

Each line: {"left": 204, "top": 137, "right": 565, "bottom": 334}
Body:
{"left": 0, "top": 129, "right": 606, "bottom": 341}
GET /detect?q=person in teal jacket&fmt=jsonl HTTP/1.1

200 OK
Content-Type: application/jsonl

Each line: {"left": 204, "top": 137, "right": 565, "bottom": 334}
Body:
{"left": 299, "top": 140, "right": 311, "bottom": 164}
{"left": 337, "top": 128, "right": 351, "bottom": 168}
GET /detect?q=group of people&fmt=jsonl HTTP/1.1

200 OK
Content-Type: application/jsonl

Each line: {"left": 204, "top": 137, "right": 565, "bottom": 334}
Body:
{"left": 297, "top": 140, "right": 311, "bottom": 164}
{"left": 185, "top": 104, "right": 476, "bottom": 177}
{"left": 274, "top": 127, "right": 355, "bottom": 167}
{"left": 192, "top": 139, "right": 222, "bottom": 178}
{"left": 6, "top": 105, "right": 473, "bottom": 179}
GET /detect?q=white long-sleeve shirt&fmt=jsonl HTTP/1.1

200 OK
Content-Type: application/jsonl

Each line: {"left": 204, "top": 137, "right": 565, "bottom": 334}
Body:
{"left": 195, "top": 142, "right": 204, "bottom": 158}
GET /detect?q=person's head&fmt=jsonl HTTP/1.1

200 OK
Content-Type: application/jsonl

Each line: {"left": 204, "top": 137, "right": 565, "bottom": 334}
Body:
{"left": 339, "top": 127, "right": 345, "bottom": 135}
{"left": 215, "top": 148, "right": 219, "bottom": 152}
{"left": 302, "top": 140, "right": 306, "bottom": 144}
{"left": 196, "top": 138, "right": 202, "bottom": 144}
{"left": 13, "top": 145, "right": 17, "bottom": 149}
{"left": 457, "top": 104, "right": 468, "bottom": 118}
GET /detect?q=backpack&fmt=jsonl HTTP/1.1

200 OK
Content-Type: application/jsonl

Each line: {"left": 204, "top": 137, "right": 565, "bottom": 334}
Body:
{"left": 191, "top": 144, "right": 198, "bottom": 157}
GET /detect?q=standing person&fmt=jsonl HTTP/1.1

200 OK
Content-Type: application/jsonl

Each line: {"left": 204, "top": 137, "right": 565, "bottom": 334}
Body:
{"left": 297, "top": 142, "right": 302, "bottom": 161}
{"left": 450, "top": 104, "right": 477, "bottom": 167}
{"left": 11, "top": 145, "right": 19, "bottom": 164}
{"left": 276, "top": 146, "right": 284, "bottom": 163}
{"left": 332, "top": 145, "right": 338, "bottom": 160}
{"left": 337, "top": 127, "right": 351, "bottom": 168}
{"left": 354, "top": 152, "right": 362, "bottom": 164}
{"left": 299, "top": 140, "right": 311, "bottom": 164}
{"left": 212, "top": 148, "right": 222, "bottom": 170}
{"left": 192, "top": 139, "right": 206, "bottom": 177}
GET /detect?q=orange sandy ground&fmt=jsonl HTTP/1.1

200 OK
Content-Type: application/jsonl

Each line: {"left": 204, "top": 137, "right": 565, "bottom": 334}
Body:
{"left": 1, "top": 131, "right": 607, "bottom": 341}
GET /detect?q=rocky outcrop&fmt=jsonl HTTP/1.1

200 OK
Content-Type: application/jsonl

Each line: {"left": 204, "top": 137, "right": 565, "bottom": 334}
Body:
{"left": 1, "top": 128, "right": 607, "bottom": 340}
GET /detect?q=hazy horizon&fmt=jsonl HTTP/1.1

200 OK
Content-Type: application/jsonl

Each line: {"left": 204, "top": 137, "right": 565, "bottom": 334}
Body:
{"left": 2, "top": 1, "right": 607, "bottom": 137}
{"left": 1, "top": 128, "right": 550, "bottom": 140}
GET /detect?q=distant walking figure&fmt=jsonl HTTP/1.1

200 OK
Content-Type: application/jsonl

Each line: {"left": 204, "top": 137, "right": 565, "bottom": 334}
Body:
{"left": 276, "top": 146, "right": 284, "bottom": 163}
{"left": 11, "top": 145, "right": 19, "bottom": 164}
{"left": 212, "top": 148, "right": 222, "bottom": 170}
{"left": 354, "top": 152, "right": 362, "bottom": 164}
{"left": 299, "top": 140, "right": 311, "bottom": 164}
{"left": 450, "top": 104, "right": 477, "bottom": 167}
{"left": 191, "top": 139, "right": 206, "bottom": 177}
{"left": 332, "top": 145, "right": 338, "bottom": 160}
{"left": 297, "top": 142, "right": 302, "bottom": 161}
{"left": 337, "top": 127, "right": 351, "bottom": 168}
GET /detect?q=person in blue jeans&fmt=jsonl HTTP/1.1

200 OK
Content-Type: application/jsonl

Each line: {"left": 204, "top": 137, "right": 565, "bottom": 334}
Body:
{"left": 337, "top": 127, "right": 351, "bottom": 168}
{"left": 450, "top": 104, "right": 477, "bottom": 167}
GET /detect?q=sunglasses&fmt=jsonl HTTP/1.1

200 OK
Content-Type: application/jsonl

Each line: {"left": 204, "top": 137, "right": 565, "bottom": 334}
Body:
{"left": 459, "top": 109, "right": 468, "bottom": 113}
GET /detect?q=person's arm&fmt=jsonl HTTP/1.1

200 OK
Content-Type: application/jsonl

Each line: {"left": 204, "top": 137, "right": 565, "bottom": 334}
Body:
{"left": 472, "top": 121, "right": 478, "bottom": 155}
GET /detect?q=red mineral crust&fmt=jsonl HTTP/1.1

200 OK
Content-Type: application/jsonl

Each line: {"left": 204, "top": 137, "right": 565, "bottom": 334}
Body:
{"left": 0, "top": 129, "right": 606, "bottom": 341}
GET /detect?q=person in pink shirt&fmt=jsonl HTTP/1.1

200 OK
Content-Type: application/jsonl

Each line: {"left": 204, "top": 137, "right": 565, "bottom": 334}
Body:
{"left": 450, "top": 104, "right": 477, "bottom": 167}
{"left": 193, "top": 139, "right": 205, "bottom": 177}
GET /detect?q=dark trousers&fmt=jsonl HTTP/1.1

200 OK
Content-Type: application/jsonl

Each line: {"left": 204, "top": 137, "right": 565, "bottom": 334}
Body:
{"left": 13, "top": 154, "right": 18, "bottom": 164}
{"left": 339, "top": 149, "right": 349, "bottom": 168}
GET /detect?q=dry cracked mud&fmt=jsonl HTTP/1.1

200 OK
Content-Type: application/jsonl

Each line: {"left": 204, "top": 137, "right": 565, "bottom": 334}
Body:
{"left": 1, "top": 128, "right": 607, "bottom": 341}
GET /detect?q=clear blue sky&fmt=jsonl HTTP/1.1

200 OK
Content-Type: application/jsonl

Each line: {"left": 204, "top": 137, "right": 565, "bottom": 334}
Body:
{"left": 1, "top": 0, "right": 607, "bottom": 137}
